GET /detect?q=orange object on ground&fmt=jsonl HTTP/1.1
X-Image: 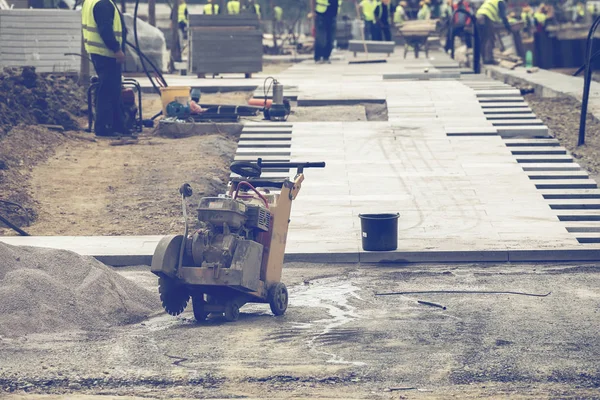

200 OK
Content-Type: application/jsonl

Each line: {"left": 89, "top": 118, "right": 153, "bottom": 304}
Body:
{"left": 248, "top": 98, "right": 272, "bottom": 108}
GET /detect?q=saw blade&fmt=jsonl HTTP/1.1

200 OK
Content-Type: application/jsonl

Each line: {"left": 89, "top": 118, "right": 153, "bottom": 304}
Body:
{"left": 158, "top": 277, "right": 190, "bottom": 316}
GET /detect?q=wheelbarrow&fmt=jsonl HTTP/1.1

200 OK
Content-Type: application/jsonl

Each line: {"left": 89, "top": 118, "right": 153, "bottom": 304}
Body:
{"left": 398, "top": 20, "right": 438, "bottom": 59}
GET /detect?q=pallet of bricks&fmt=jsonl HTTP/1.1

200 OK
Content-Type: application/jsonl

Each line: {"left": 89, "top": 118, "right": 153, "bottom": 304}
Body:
{"left": 188, "top": 14, "right": 263, "bottom": 78}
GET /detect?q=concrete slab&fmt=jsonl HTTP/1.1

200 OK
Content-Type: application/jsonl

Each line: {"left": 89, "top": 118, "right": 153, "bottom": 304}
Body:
{"left": 516, "top": 154, "right": 573, "bottom": 163}
{"left": 504, "top": 138, "right": 560, "bottom": 146}
{"left": 541, "top": 189, "right": 600, "bottom": 199}
{"left": 492, "top": 119, "right": 545, "bottom": 126}
{"left": 522, "top": 163, "right": 582, "bottom": 171}
{"left": 528, "top": 171, "right": 589, "bottom": 179}
{"left": 497, "top": 126, "right": 550, "bottom": 138}
{"left": 486, "top": 114, "right": 538, "bottom": 120}
{"left": 548, "top": 199, "right": 600, "bottom": 209}
{"left": 511, "top": 147, "right": 567, "bottom": 155}
{"left": 534, "top": 180, "right": 598, "bottom": 189}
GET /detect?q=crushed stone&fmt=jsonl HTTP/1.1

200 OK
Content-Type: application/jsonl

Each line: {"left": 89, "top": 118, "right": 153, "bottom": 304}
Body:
{"left": 0, "top": 242, "right": 161, "bottom": 337}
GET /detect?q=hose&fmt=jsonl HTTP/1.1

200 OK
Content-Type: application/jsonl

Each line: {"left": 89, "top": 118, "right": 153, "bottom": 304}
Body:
{"left": 0, "top": 200, "right": 30, "bottom": 236}
{"left": 134, "top": 0, "right": 162, "bottom": 95}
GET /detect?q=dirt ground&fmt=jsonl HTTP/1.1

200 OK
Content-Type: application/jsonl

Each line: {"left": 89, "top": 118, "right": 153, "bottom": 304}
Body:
{"left": 2, "top": 262, "right": 600, "bottom": 399}
{"left": 525, "top": 93, "right": 600, "bottom": 182}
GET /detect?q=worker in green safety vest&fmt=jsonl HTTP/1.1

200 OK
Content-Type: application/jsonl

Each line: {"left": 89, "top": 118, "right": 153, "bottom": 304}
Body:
{"left": 204, "top": 0, "right": 220, "bottom": 15}
{"left": 359, "top": 0, "right": 378, "bottom": 40}
{"left": 81, "top": 0, "right": 128, "bottom": 137}
{"left": 313, "top": 0, "right": 342, "bottom": 63}
{"left": 227, "top": 0, "right": 241, "bottom": 14}
{"left": 273, "top": 5, "right": 283, "bottom": 35}
{"left": 521, "top": 5, "right": 533, "bottom": 35}
{"left": 573, "top": 2, "right": 585, "bottom": 22}
{"left": 417, "top": 0, "right": 431, "bottom": 20}
{"left": 476, "top": 0, "right": 512, "bottom": 64}
{"left": 534, "top": 4, "right": 548, "bottom": 29}
{"left": 393, "top": 0, "right": 407, "bottom": 25}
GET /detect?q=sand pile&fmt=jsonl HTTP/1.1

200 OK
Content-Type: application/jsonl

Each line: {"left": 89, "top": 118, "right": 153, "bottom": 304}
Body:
{"left": 0, "top": 66, "right": 86, "bottom": 138}
{"left": 0, "top": 242, "right": 161, "bottom": 337}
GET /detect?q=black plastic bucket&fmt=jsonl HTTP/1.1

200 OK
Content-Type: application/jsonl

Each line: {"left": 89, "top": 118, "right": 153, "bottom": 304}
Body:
{"left": 359, "top": 213, "right": 399, "bottom": 251}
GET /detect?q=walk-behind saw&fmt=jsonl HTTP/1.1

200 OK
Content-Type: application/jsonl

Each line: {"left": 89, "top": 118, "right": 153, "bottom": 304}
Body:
{"left": 151, "top": 159, "right": 325, "bottom": 322}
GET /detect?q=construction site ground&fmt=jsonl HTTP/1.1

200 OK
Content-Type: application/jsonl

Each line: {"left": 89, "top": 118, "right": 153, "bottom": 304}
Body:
{"left": 4, "top": 51, "right": 600, "bottom": 399}
{"left": 2, "top": 262, "right": 600, "bottom": 399}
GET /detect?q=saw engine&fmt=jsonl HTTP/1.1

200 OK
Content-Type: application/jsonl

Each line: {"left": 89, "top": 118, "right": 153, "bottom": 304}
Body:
{"left": 184, "top": 196, "right": 270, "bottom": 272}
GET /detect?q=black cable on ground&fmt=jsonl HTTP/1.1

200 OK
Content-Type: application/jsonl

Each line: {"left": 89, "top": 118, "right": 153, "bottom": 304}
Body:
{"left": 0, "top": 213, "right": 30, "bottom": 236}
{"left": 0, "top": 200, "right": 30, "bottom": 226}
{"left": 376, "top": 290, "right": 551, "bottom": 297}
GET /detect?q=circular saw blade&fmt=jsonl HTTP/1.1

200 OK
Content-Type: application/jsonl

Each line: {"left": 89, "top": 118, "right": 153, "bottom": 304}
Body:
{"left": 158, "top": 276, "right": 190, "bottom": 316}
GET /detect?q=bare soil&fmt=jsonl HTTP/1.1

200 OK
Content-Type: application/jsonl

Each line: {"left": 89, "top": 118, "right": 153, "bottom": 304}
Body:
{"left": 26, "top": 131, "right": 236, "bottom": 236}
{"left": 525, "top": 93, "right": 600, "bottom": 181}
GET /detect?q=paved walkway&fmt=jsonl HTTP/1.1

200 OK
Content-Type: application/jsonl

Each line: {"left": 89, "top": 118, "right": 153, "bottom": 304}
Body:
{"left": 4, "top": 50, "right": 600, "bottom": 264}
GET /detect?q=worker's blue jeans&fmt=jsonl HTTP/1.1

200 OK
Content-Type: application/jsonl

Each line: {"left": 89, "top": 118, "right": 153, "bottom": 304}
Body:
{"left": 91, "top": 54, "right": 125, "bottom": 136}
{"left": 314, "top": 14, "right": 336, "bottom": 61}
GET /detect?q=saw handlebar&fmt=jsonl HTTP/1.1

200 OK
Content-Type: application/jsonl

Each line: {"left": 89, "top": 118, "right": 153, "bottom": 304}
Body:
{"left": 257, "top": 158, "right": 326, "bottom": 173}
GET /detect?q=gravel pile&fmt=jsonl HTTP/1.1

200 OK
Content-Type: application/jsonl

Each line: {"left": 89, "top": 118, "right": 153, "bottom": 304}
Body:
{"left": 0, "top": 66, "right": 86, "bottom": 138}
{"left": 0, "top": 242, "right": 160, "bottom": 337}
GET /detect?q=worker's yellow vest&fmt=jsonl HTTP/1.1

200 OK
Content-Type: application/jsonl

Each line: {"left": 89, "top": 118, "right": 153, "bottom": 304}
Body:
{"left": 178, "top": 3, "right": 188, "bottom": 24}
{"left": 315, "top": 0, "right": 342, "bottom": 14}
{"left": 274, "top": 6, "right": 283, "bottom": 21}
{"left": 360, "top": 0, "right": 377, "bottom": 21}
{"left": 534, "top": 11, "right": 547, "bottom": 25}
{"left": 203, "top": 3, "right": 219, "bottom": 14}
{"left": 227, "top": 0, "right": 241, "bottom": 14}
{"left": 254, "top": 3, "right": 261, "bottom": 18}
{"left": 394, "top": 5, "right": 405, "bottom": 24}
{"left": 82, "top": 0, "right": 122, "bottom": 58}
{"left": 476, "top": 0, "right": 502, "bottom": 23}
{"left": 417, "top": 4, "right": 430, "bottom": 20}
{"left": 577, "top": 4, "right": 585, "bottom": 16}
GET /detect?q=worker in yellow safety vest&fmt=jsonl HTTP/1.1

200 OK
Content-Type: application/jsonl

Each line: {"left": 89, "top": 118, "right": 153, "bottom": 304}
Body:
{"left": 417, "top": 0, "right": 431, "bottom": 20}
{"left": 82, "top": 0, "right": 129, "bottom": 137}
{"left": 203, "top": 0, "right": 220, "bottom": 15}
{"left": 534, "top": 4, "right": 548, "bottom": 28}
{"left": 521, "top": 5, "right": 533, "bottom": 35}
{"left": 227, "top": 0, "right": 241, "bottom": 14}
{"left": 476, "top": 0, "right": 512, "bottom": 64}
{"left": 359, "top": 0, "right": 378, "bottom": 40}
{"left": 588, "top": 2, "right": 598, "bottom": 19}
{"left": 170, "top": 0, "right": 189, "bottom": 39}
{"left": 313, "top": 0, "right": 342, "bottom": 63}
{"left": 394, "top": 0, "right": 407, "bottom": 25}
{"left": 574, "top": 1, "right": 585, "bottom": 22}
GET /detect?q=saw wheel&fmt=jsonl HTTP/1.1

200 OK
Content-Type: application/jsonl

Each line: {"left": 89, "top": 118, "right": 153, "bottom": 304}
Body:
{"left": 158, "top": 276, "right": 190, "bottom": 316}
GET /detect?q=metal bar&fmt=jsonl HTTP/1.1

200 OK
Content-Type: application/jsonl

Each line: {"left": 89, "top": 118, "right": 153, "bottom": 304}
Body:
{"left": 578, "top": 16, "right": 600, "bottom": 146}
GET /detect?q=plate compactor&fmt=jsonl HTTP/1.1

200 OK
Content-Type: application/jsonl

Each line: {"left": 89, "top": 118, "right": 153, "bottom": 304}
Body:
{"left": 151, "top": 159, "right": 325, "bottom": 322}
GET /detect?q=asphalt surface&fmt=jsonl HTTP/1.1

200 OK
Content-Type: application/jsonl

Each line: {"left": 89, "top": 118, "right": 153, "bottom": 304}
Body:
{"left": 2, "top": 262, "right": 600, "bottom": 399}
